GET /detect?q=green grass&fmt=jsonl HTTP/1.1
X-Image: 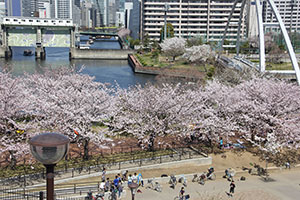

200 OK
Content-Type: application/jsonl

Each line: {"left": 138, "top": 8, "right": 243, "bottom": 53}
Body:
{"left": 266, "top": 62, "right": 293, "bottom": 70}
{"left": 250, "top": 60, "right": 293, "bottom": 70}
{"left": 135, "top": 53, "right": 207, "bottom": 71}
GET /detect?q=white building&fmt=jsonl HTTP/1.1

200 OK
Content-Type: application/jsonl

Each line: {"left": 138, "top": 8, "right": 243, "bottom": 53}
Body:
{"left": 52, "top": 0, "right": 73, "bottom": 19}
{"left": 140, "top": 0, "right": 248, "bottom": 42}
{"left": 0, "top": 1, "right": 5, "bottom": 22}
{"left": 116, "top": 11, "right": 125, "bottom": 27}
{"left": 38, "top": 0, "right": 51, "bottom": 18}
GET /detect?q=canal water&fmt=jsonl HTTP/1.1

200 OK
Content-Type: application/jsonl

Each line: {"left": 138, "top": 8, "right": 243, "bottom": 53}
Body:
{"left": 0, "top": 39, "right": 155, "bottom": 88}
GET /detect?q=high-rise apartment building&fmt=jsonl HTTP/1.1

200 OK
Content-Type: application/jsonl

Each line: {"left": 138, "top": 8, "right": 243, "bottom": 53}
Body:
{"left": 247, "top": 0, "right": 300, "bottom": 38}
{"left": 140, "top": 0, "right": 247, "bottom": 42}
{"left": 262, "top": 0, "right": 300, "bottom": 32}
{"left": 51, "top": 0, "right": 73, "bottom": 18}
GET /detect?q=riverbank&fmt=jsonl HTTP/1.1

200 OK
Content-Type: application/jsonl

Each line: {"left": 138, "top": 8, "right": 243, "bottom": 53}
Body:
{"left": 128, "top": 54, "right": 208, "bottom": 80}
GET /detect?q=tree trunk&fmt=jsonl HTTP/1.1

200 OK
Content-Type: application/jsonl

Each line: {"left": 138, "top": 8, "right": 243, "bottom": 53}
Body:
{"left": 148, "top": 134, "right": 155, "bottom": 152}
{"left": 9, "top": 150, "right": 17, "bottom": 170}
{"left": 83, "top": 138, "right": 89, "bottom": 160}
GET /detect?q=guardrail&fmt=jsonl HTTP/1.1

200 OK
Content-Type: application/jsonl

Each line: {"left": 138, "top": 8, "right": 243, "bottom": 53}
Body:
{"left": 233, "top": 56, "right": 259, "bottom": 71}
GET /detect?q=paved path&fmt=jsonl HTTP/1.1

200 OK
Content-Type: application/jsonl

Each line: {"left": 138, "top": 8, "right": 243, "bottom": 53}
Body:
{"left": 121, "top": 168, "right": 300, "bottom": 200}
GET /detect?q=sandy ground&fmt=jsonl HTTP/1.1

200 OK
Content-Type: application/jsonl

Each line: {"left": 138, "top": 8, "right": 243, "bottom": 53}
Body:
{"left": 66, "top": 151, "right": 270, "bottom": 184}
{"left": 30, "top": 150, "right": 299, "bottom": 200}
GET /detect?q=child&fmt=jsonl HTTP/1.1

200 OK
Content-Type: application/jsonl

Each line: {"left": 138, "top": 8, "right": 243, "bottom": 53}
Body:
{"left": 229, "top": 180, "right": 235, "bottom": 197}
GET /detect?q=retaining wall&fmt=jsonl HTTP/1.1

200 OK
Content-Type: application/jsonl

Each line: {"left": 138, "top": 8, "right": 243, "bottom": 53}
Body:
{"left": 70, "top": 48, "right": 134, "bottom": 60}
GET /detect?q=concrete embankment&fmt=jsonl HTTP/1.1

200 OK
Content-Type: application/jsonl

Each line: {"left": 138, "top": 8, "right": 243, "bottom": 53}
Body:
{"left": 128, "top": 54, "right": 160, "bottom": 75}
{"left": 70, "top": 48, "right": 134, "bottom": 60}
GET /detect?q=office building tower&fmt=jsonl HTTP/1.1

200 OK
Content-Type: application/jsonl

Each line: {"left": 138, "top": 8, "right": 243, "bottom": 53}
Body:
{"left": 140, "top": 0, "right": 247, "bottom": 42}
{"left": 116, "top": 11, "right": 125, "bottom": 27}
{"left": 108, "top": 0, "right": 116, "bottom": 26}
{"left": 6, "top": 0, "right": 22, "bottom": 16}
{"left": 81, "top": 1, "right": 92, "bottom": 28}
{"left": 129, "top": 0, "right": 140, "bottom": 39}
{"left": 95, "top": 0, "right": 107, "bottom": 26}
{"left": 124, "top": 2, "right": 132, "bottom": 28}
{"left": 0, "top": 0, "right": 5, "bottom": 23}
{"left": 73, "top": 1, "right": 81, "bottom": 25}
{"left": 74, "top": 0, "right": 80, "bottom": 8}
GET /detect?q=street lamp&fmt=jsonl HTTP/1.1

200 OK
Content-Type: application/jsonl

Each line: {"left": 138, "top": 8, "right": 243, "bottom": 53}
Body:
{"left": 29, "top": 132, "right": 70, "bottom": 200}
{"left": 128, "top": 182, "right": 139, "bottom": 200}
{"left": 164, "top": 3, "right": 170, "bottom": 40}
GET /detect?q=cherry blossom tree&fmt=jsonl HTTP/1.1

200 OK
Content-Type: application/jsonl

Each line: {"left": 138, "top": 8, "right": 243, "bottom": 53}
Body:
{"left": 108, "top": 83, "right": 199, "bottom": 150}
{"left": 0, "top": 71, "right": 32, "bottom": 169}
{"left": 24, "top": 68, "right": 114, "bottom": 160}
{"left": 218, "top": 78, "right": 300, "bottom": 154}
{"left": 160, "top": 37, "right": 186, "bottom": 61}
{"left": 1, "top": 66, "right": 300, "bottom": 168}
{"left": 182, "top": 44, "right": 216, "bottom": 65}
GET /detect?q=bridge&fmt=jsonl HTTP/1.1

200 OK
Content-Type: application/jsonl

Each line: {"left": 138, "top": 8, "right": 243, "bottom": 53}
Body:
{"left": 0, "top": 17, "right": 130, "bottom": 60}
{"left": 0, "top": 17, "right": 75, "bottom": 59}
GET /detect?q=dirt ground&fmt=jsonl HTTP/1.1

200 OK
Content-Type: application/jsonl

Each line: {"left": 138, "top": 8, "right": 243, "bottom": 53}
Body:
{"left": 64, "top": 150, "right": 271, "bottom": 184}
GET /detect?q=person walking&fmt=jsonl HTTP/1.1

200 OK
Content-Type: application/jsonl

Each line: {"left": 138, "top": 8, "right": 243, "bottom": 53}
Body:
{"left": 102, "top": 167, "right": 106, "bottom": 182}
{"left": 179, "top": 187, "right": 185, "bottom": 200}
{"left": 117, "top": 179, "right": 123, "bottom": 198}
{"left": 132, "top": 173, "right": 138, "bottom": 183}
{"left": 113, "top": 176, "right": 119, "bottom": 188}
{"left": 219, "top": 137, "right": 223, "bottom": 149}
{"left": 105, "top": 178, "right": 110, "bottom": 192}
{"left": 137, "top": 173, "right": 144, "bottom": 187}
{"left": 99, "top": 180, "right": 105, "bottom": 192}
{"left": 128, "top": 174, "right": 133, "bottom": 184}
{"left": 229, "top": 180, "right": 235, "bottom": 197}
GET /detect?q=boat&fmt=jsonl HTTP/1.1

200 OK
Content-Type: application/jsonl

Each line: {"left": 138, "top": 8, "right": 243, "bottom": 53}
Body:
{"left": 79, "top": 43, "right": 90, "bottom": 49}
{"left": 23, "top": 49, "right": 33, "bottom": 56}
{"left": 88, "top": 39, "right": 94, "bottom": 44}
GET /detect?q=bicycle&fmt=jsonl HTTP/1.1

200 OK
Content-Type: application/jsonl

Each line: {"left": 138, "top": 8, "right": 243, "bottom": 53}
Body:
{"left": 146, "top": 178, "right": 162, "bottom": 192}
{"left": 192, "top": 172, "right": 216, "bottom": 185}
{"left": 85, "top": 191, "right": 104, "bottom": 200}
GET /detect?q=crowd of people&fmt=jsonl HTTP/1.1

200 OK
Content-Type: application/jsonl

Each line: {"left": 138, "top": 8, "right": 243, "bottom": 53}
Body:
{"left": 98, "top": 168, "right": 144, "bottom": 199}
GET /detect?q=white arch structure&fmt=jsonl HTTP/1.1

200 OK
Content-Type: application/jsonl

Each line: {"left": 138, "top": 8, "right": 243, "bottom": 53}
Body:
{"left": 222, "top": 0, "right": 300, "bottom": 85}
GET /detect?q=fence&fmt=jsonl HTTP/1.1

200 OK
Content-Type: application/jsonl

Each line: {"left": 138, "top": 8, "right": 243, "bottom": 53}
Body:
{"left": 0, "top": 141, "right": 207, "bottom": 188}
{"left": 0, "top": 187, "right": 86, "bottom": 200}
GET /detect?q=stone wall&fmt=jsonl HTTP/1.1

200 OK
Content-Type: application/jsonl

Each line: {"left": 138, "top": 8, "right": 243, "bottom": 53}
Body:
{"left": 70, "top": 48, "right": 134, "bottom": 60}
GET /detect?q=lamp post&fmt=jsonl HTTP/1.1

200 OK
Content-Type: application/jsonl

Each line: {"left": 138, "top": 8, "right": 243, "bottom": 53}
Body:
{"left": 164, "top": 3, "right": 170, "bottom": 40}
{"left": 128, "top": 182, "right": 139, "bottom": 200}
{"left": 29, "top": 132, "right": 69, "bottom": 200}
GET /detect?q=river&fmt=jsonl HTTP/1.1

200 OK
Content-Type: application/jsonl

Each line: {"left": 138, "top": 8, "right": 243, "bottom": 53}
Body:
{"left": 0, "top": 39, "right": 156, "bottom": 88}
